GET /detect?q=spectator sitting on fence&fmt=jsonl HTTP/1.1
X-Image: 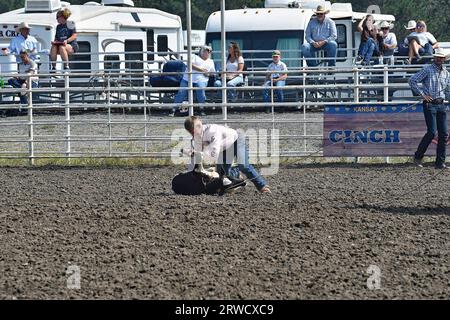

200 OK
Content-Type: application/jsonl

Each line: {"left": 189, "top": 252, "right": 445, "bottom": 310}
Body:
{"left": 8, "top": 50, "right": 38, "bottom": 109}
{"left": 4, "top": 22, "right": 39, "bottom": 63}
{"left": 301, "top": 5, "right": 337, "bottom": 67}
{"left": 262, "top": 50, "right": 288, "bottom": 113}
{"left": 50, "top": 8, "right": 79, "bottom": 72}
{"left": 356, "top": 15, "right": 382, "bottom": 65}
{"left": 214, "top": 41, "right": 245, "bottom": 101}
{"left": 170, "top": 45, "right": 215, "bottom": 117}
{"left": 397, "top": 20, "right": 417, "bottom": 60}
{"left": 405, "top": 20, "right": 440, "bottom": 64}
{"left": 379, "top": 21, "right": 397, "bottom": 65}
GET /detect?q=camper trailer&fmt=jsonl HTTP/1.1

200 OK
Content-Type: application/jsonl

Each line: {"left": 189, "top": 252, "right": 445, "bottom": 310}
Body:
{"left": 0, "top": 0, "right": 184, "bottom": 75}
{"left": 205, "top": 0, "right": 395, "bottom": 69}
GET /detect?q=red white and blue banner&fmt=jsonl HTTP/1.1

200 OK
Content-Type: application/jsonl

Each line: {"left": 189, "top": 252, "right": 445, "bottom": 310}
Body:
{"left": 323, "top": 104, "right": 450, "bottom": 157}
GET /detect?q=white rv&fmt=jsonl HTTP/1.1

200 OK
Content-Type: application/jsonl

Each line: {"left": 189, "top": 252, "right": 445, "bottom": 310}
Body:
{"left": 0, "top": 0, "right": 184, "bottom": 74}
{"left": 205, "top": 0, "right": 395, "bottom": 69}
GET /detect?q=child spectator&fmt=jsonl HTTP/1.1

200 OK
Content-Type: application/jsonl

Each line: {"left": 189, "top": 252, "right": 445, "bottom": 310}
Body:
{"left": 8, "top": 50, "right": 38, "bottom": 106}
{"left": 263, "top": 50, "right": 288, "bottom": 113}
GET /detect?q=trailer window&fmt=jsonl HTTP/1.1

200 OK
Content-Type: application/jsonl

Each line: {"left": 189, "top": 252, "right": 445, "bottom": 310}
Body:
{"left": 70, "top": 41, "right": 91, "bottom": 71}
{"left": 125, "top": 39, "right": 143, "bottom": 71}
{"left": 336, "top": 25, "right": 347, "bottom": 61}
{"left": 147, "top": 29, "right": 155, "bottom": 62}
{"left": 157, "top": 35, "right": 168, "bottom": 56}
{"left": 207, "top": 30, "right": 303, "bottom": 69}
{"left": 104, "top": 55, "right": 120, "bottom": 72}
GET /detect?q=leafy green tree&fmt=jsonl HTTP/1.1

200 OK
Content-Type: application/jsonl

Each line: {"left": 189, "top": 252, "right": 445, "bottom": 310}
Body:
{"left": 1, "top": 0, "right": 448, "bottom": 40}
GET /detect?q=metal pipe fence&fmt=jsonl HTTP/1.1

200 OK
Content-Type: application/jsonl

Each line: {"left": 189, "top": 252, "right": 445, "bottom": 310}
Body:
{"left": 0, "top": 54, "right": 441, "bottom": 163}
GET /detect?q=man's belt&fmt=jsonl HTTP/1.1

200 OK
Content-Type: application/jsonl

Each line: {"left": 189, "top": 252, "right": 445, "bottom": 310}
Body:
{"left": 424, "top": 98, "right": 445, "bottom": 105}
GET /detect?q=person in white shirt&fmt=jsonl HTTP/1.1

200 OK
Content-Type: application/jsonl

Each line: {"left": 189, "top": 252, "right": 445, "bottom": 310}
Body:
{"left": 171, "top": 45, "right": 215, "bottom": 117}
{"left": 184, "top": 116, "right": 271, "bottom": 193}
{"left": 405, "top": 20, "right": 439, "bottom": 64}
{"left": 214, "top": 42, "right": 245, "bottom": 101}
{"left": 5, "top": 22, "right": 39, "bottom": 63}
{"left": 263, "top": 50, "right": 288, "bottom": 113}
{"left": 8, "top": 51, "right": 38, "bottom": 107}
{"left": 379, "top": 21, "right": 397, "bottom": 65}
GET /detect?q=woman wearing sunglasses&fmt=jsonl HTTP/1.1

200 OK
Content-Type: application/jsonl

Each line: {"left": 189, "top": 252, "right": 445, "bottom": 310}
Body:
{"left": 405, "top": 21, "right": 440, "bottom": 64}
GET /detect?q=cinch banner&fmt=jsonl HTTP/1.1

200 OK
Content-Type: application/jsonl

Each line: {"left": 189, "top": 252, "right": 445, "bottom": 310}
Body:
{"left": 323, "top": 104, "right": 450, "bottom": 157}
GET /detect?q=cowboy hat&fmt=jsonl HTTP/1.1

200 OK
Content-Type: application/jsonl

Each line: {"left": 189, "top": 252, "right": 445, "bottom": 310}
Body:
{"left": 433, "top": 47, "right": 449, "bottom": 59}
{"left": 404, "top": 20, "right": 416, "bottom": 30}
{"left": 15, "top": 22, "right": 32, "bottom": 32}
{"left": 379, "top": 21, "right": 392, "bottom": 29}
{"left": 200, "top": 45, "right": 212, "bottom": 52}
{"left": 314, "top": 5, "right": 330, "bottom": 14}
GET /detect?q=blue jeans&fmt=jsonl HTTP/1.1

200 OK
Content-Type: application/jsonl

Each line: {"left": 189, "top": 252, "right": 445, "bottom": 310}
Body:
{"left": 302, "top": 41, "right": 337, "bottom": 67}
{"left": 263, "top": 80, "right": 285, "bottom": 103}
{"left": 174, "top": 79, "right": 207, "bottom": 112}
{"left": 358, "top": 38, "right": 379, "bottom": 65}
{"left": 8, "top": 78, "right": 38, "bottom": 105}
{"left": 216, "top": 135, "right": 267, "bottom": 190}
{"left": 415, "top": 102, "right": 448, "bottom": 165}
{"left": 214, "top": 75, "right": 244, "bottom": 101}
{"left": 418, "top": 43, "right": 434, "bottom": 57}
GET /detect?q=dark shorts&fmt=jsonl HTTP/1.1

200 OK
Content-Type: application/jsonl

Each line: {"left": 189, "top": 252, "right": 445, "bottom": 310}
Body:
{"left": 69, "top": 42, "right": 79, "bottom": 53}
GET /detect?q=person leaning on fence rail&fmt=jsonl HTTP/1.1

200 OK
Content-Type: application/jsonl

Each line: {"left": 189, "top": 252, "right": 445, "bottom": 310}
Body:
{"left": 50, "top": 8, "right": 79, "bottom": 72}
{"left": 379, "top": 21, "right": 397, "bottom": 65}
{"left": 301, "top": 5, "right": 337, "bottom": 67}
{"left": 213, "top": 41, "right": 245, "bottom": 101}
{"left": 170, "top": 45, "right": 215, "bottom": 117}
{"left": 409, "top": 48, "right": 450, "bottom": 169}
{"left": 356, "top": 15, "right": 382, "bottom": 65}
{"left": 184, "top": 116, "right": 271, "bottom": 193}
{"left": 263, "top": 50, "right": 288, "bottom": 113}
{"left": 405, "top": 20, "right": 439, "bottom": 65}
{"left": 7, "top": 50, "right": 38, "bottom": 112}
{"left": 3, "top": 22, "right": 39, "bottom": 63}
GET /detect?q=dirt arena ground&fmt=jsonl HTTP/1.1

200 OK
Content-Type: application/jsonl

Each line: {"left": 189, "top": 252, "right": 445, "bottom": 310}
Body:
{"left": 0, "top": 164, "right": 449, "bottom": 299}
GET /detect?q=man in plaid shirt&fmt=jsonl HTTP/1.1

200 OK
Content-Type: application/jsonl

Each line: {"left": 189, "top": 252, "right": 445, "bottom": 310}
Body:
{"left": 409, "top": 48, "right": 450, "bottom": 169}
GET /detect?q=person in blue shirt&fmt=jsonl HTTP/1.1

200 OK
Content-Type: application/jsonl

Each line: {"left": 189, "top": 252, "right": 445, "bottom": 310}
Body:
{"left": 5, "top": 22, "right": 39, "bottom": 63}
{"left": 50, "top": 8, "right": 79, "bottom": 71}
{"left": 302, "top": 5, "right": 338, "bottom": 67}
{"left": 409, "top": 48, "right": 450, "bottom": 169}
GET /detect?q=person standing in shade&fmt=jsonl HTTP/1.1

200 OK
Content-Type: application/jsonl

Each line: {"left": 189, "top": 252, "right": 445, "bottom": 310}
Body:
{"left": 409, "top": 48, "right": 450, "bottom": 169}
{"left": 263, "top": 50, "right": 288, "bottom": 113}
{"left": 302, "top": 5, "right": 337, "bottom": 67}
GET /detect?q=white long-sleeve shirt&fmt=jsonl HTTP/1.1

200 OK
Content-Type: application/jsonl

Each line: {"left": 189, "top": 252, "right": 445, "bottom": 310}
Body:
{"left": 201, "top": 124, "right": 238, "bottom": 162}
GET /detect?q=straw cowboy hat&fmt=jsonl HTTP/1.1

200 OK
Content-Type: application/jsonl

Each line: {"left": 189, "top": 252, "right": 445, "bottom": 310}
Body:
{"left": 433, "top": 47, "right": 449, "bottom": 59}
{"left": 314, "top": 5, "right": 330, "bottom": 14}
{"left": 404, "top": 20, "right": 416, "bottom": 30}
{"left": 15, "top": 22, "right": 32, "bottom": 32}
{"left": 379, "top": 21, "right": 393, "bottom": 29}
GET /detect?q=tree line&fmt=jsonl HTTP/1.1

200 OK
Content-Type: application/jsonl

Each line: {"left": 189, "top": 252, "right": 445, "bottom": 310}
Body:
{"left": 1, "top": 0, "right": 448, "bottom": 41}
